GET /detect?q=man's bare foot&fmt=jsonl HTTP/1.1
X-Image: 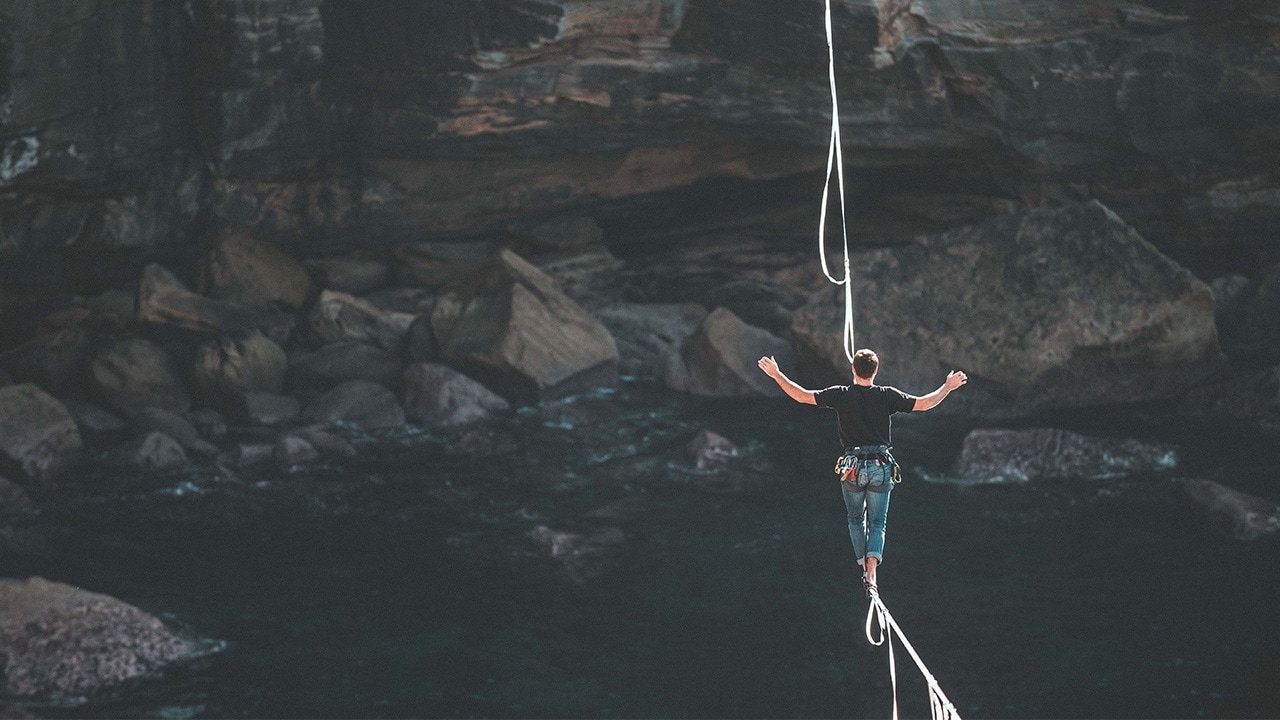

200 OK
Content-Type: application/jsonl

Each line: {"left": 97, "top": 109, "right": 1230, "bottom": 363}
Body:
{"left": 866, "top": 557, "right": 879, "bottom": 588}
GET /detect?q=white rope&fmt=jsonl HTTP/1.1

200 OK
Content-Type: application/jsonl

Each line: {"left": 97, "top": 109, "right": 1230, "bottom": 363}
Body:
{"left": 865, "top": 588, "right": 963, "bottom": 720}
{"left": 819, "top": 0, "right": 857, "bottom": 364}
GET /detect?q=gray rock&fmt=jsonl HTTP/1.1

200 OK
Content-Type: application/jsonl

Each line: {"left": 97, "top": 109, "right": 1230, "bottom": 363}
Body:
{"left": 91, "top": 338, "right": 191, "bottom": 417}
{"left": 196, "top": 229, "right": 312, "bottom": 310}
{"left": 402, "top": 363, "right": 510, "bottom": 426}
{"left": 305, "top": 257, "right": 392, "bottom": 295}
{"left": 432, "top": 250, "right": 619, "bottom": 403}
{"left": 274, "top": 435, "right": 318, "bottom": 469}
{"left": 82, "top": 290, "right": 137, "bottom": 329}
{"left": 687, "top": 430, "right": 739, "bottom": 470}
{"left": 668, "top": 306, "right": 792, "bottom": 398}
{"left": 243, "top": 392, "right": 301, "bottom": 426}
{"left": 306, "top": 290, "right": 415, "bottom": 352}
{"left": 192, "top": 332, "right": 288, "bottom": 410}
{"left": 527, "top": 525, "right": 624, "bottom": 582}
{"left": 291, "top": 425, "right": 357, "bottom": 459}
{"left": 60, "top": 399, "right": 126, "bottom": 440}
{"left": 301, "top": 380, "right": 405, "bottom": 429}
{"left": 514, "top": 216, "right": 603, "bottom": 252}
{"left": 136, "top": 263, "right": 294, "bottom": 342}
{"left": 222, "top": 443, "right": 275, "bottom": 470}
{"left": 794, "top": 202, "right": 1222, "bottom": 416}
{"left": 134, "top": 407, "right": 219, "bottom": 458}
{"left": 1214, "top": 262, "right": 1280, "bottom": 365}
{"left": 287, "top": 342, "right": 405, "bottom": 392}
{"left": 406, "top": 315, "right": 437, "bottom": 363}
{"left": 0, "top": 385, "right": 83, "bottom": 483}
{"left": 392, "top": 241, "right": 495, "bottom": 288}
{"left": 954, "top": 428, "right": 1177, "bottom": 483}
{"left": 189, "top": 408, "right": 229, "bottom": 442}
{"left": 112, "top": 432, "right": 187, "bottom": 472}
{"left": 1179, "top": 478, "right": 1280, "bottom": 540}
{"left": 0, "top": 577, "right": 196, "bottom": 697}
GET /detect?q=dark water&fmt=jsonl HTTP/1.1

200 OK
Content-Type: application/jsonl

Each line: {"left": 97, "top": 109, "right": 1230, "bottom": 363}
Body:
{"left": 3, "top": 379, "right": 1278, "bottom": 719}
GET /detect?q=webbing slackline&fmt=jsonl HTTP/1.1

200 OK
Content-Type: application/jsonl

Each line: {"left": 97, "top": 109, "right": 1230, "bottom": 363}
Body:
{"left": 821, "top": 2, "right": 963, "bottom": 718}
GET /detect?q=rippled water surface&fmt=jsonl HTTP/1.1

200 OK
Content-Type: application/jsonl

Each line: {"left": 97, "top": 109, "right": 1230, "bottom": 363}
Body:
{"left": 4, "top": 380, "right": 1278, "bottom": 719}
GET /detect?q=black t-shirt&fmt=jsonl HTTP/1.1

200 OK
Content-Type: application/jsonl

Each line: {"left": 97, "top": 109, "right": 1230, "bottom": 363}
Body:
{"left": 814, "top": 384, "right": 916, "bottom": 448}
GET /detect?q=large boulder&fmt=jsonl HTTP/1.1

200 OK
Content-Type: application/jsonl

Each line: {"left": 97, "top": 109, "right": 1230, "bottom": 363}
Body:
{"left": 91, "top": 338, "right": 190, "bottom": 417}
{"left": 192, "top": 332, "right": 287, "bottom": 411}
{"left": 401, "top": 363, "right": 510, "bottom": 426}
{"left": 431, "top": 250, "right": 619, "bottom": 403}
{"left": 1178, "top": 478, "right": 1280, "bottom": 541}
{"left": 0, "top": 577, "right": 195, "bottom": 697}
{"left": 301, "top": 379, "right": 405, "bottom": 429}
{"left": 794, "top": 202, "right": 1222, "bottom": 416}
{"left": 591, "top": 302, "right": 708, "bottom": 378}
{"left": 196, "top": 229, "right": 312, "bottom": 310}
{"left": 0, "top": 385, "right": 82, "bottom": 483}
{"left": 0, "top": 325, "right": 91, "bottom": 393}
{"left": 287, "top": 342, "right": 405, "bottom": 393}
{"left": 306, "top": 290, "right": 416, "bottom": 352}
{"left": 666, "top": 306, "right": 792, "bottom": 398}
{"left": 136, "top": 263, "right": 294, "bottom": 342}
{"left": 954, "top": 427, "right": 1177, "bottom": 483}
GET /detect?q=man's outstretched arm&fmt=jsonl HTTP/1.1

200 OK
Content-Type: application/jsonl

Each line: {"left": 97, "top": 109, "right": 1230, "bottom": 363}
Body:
{"left": 913, "top": 370, "right": 968, "bottom": 411}
{"left": 757, "top": 356, "right": 817, "bottom": 405}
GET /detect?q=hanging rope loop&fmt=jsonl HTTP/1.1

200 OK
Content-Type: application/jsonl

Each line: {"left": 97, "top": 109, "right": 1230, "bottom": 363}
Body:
{"left": 819, "top": 0, "right": 856, "bottom": 363}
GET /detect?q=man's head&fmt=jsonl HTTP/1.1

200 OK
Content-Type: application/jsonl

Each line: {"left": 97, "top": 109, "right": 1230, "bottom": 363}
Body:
{"left": 851, "top": 349, "right": 879, "bottom": 380}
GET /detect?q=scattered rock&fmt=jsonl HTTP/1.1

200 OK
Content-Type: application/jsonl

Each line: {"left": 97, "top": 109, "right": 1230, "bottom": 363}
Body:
{"left": 0, "top": 577, "right": 196, "bottom": 697}
{"left": 243, "top": 392, "right": 301, "bottom": 426}
{"left": 0, "top": 385, "right": 82, "bottom": 483}
{"left": 431, "top": 249, "right": 619, "bottom": 403}
{"left": 287, "top": 342, "right": 405, "bottom": 393}
{"left": 406, "top": 315, "right": 437, "bottom": 363}
{"left": 196, "top": 229, "right": 312, "bottom": 310}
{"left": 306, "top": 290, "right": 415, "bottom": 352}
{"left": 189, "top": 408, "right": 228, "bottom": 442}
{"left": 301, "top": 380, "right": 405, "bottom": 429}
{"left": 0, "top": 477, "right": 33, "bottom": 515}
{"left": 533, "top": 247, "right": 626, "bottom": 307}
{"left": 794, "top": 201, "right": 1222, "bottom": 415}
{"left": 274, "top": 435, "right": 318, "bottom": 469}
{"left": 60, "top": 399, "right": 126, "bottom": 441}
{"left": 1179, "top": 478, "right": 1280, "bottom": 540}
{"left": 110, "top": 432, "right": 187, "bottom": 472}
{"left": 136, "top": 263, "right": 294, "bottom": 341}
{"left": 82, "top": 289, "right": 136, "bottom": 329}
{"left": 192, "top": 332, "right": 287, "bottom": 410}
{"left": 668, "top": 306, "right": 792, "bottom": 397}
{"left": 591, "top": 302, "right": 708, "bottom": 377}
{"left": 304, "top": 257, "right": 392, "bottom": 295}
{"left": 954, "top": 427, "right": 1177, "bottom": 483}
{"left": 290, "top": 425, "right": 357, "bottom": 459}
{"left": 527, "top": 525, "right": 624, "bottom": 582}
{"left": 1214, "top": 262, "right": 1280, "bottom": 365}
{"left": 688, "top": 430, "right": 738, "bottom": 470}
{"left": 91, "top": 338, "right": 191, "bottom": 417}
{"left": 401, "top": 363, "right": 510, "bottom": 426}
{"left": 220, "top": 443, "right": 275, "bottom": 470}
{"left": 134, "top": 407, "right": 219, "bottom": 458}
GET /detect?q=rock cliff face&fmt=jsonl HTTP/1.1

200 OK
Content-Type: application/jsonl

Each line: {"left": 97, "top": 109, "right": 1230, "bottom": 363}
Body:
{"left": 0, "top": 0, "right": 1276, "bottom": 411}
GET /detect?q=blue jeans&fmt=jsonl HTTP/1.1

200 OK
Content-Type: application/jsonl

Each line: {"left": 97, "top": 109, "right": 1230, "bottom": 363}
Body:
{"left": 840, "top": 460, "right": 894, "bottom": 565}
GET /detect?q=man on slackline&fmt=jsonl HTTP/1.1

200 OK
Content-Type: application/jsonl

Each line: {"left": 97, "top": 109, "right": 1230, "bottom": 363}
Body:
{"left": 758, "top": 350, "right": 967, "bottom": 595}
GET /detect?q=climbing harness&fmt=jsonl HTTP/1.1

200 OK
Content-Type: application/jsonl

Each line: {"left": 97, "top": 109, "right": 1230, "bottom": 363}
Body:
{"left": 819, "top": 0, "right": 857, "bottom": 364}
{"left": 866, "top": 587, "right": 963, "bottom": 720}
{"left": 835, "top": 444, "right": 902, "bottom": 486}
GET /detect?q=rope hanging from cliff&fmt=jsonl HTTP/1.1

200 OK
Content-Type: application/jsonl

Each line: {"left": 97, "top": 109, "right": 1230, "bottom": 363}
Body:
{"left": 819, "top": 0, "right": 857, "bottom": 364}
{"left": 865, "top": 587, "right": 963, "bottom": 720}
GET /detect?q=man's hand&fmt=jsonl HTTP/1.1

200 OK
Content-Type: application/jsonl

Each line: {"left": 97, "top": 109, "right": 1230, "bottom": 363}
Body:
{"left": 758, "top": 355, "right": 781, "bottom": 378}
{"left": 944, "top": 370, "right": 968, "bottom": 391}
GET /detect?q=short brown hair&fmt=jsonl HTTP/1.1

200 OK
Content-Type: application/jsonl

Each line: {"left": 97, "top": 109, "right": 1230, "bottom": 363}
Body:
{"left": 852, "top": 349, "right": 879, "bottom": 379}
